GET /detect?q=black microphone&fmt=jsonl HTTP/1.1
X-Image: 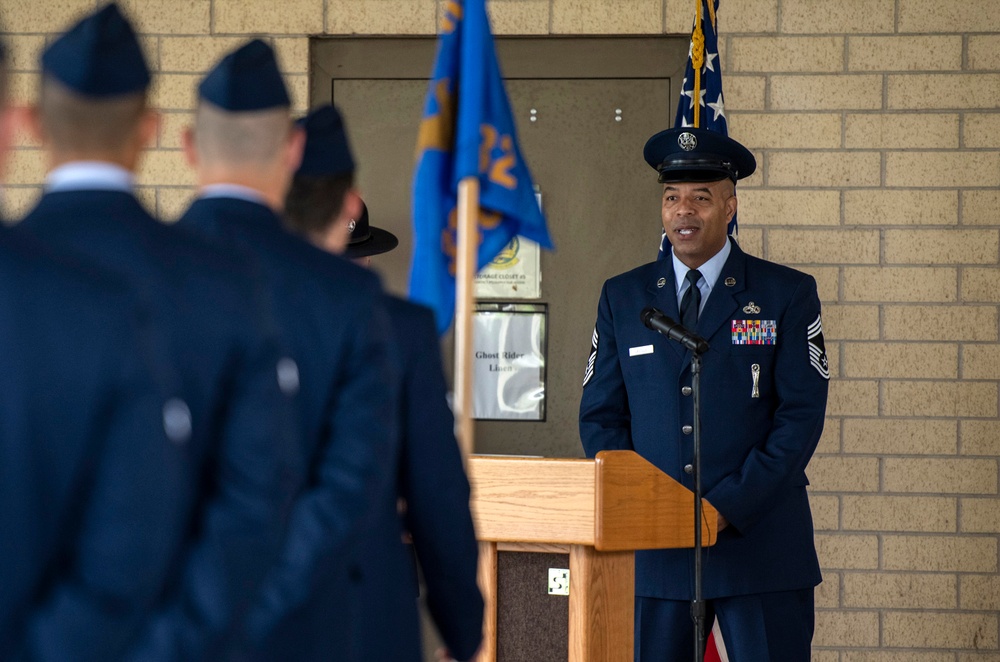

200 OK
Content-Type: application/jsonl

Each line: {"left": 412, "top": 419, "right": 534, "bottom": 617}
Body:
{"left": 640, "top": 306, "right": 710, "bottom": 354}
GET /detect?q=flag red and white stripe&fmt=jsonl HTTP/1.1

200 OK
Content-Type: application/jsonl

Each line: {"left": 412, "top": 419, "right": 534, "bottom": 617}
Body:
{"left": 704, "top": 617, "right": 729, "bottom": 662}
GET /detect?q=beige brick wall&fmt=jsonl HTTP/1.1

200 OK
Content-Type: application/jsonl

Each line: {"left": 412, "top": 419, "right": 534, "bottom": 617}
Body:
{"left": 4, "top": 0, "right": 999, "bottom": 659}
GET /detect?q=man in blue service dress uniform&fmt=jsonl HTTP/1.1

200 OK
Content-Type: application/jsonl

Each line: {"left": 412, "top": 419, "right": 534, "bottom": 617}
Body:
{"left": 15, "top": 6, "right": 301, "bottom": 660}
{"left": 282, "top": 105, "right": 484, "bottom": 662}
{"left": 0, "top": 225, "right": 188, "bottom": 662}
{"left": 176, "top": 44, "right": 398, "bottom": 661}
{"left": 579, "top": 127, "right": 830, "bottom": 662}
{"left": 0, "top": 34, "right": 187, "bottom": 662}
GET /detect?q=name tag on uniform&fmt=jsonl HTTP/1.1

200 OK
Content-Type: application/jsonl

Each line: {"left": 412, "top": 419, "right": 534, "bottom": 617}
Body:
{"left": 629, "top": 344, "right": 654, "bottom": 356}
{"left": 732, "top": 320, "right": 777, "bottom": 345}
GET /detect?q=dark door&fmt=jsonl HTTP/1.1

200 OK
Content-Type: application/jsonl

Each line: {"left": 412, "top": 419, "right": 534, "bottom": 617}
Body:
{"left": 313, "top": 36, "right": 685, "bottom": 460}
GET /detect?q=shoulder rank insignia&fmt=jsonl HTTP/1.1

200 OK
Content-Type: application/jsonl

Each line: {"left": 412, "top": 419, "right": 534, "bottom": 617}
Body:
{"left": 807, "top": 313, "right": 830, "bottom": 379}
{"left": 582, "top": 326, "right": 598, "bottom": 387}
{"left": 732, "top": 319, "right": 777, "bottom": 345}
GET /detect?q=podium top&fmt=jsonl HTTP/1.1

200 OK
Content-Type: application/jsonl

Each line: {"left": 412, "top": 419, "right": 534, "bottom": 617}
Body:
{"left": 468, "top": 450, "right": 717, "bottom": 551}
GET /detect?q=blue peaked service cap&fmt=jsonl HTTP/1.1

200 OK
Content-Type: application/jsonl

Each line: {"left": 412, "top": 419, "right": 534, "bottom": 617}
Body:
{"left": 644, "top": 127, "right": 756, "bottom": 184}
{"left": 199, "top": 39, "right": 290, "bottom": 111}
{"left": 295, "top": 104, "right": 355, "bottom": 177}
{"left": 41, "top": 3, "right": 150, "bottom": 97}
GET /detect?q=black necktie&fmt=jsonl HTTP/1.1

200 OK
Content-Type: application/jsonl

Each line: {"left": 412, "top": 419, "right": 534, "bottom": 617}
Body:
{"left": 679, "top": 269, "right": 703, "bottom": 330}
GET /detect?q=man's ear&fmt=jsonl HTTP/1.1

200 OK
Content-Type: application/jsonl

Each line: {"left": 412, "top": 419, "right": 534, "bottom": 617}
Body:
{"left": 21, "top": 105, "right": 46, "bottom": 144}
{"left": 181, "top": 125, "right": 198, "bottom": 168}
{"left": 726, "top": 191, "right": 738, "bottom": 222}
{"left": 137, "top": 108, "right": 160, "bottom": 150}
{"left": 285, "top": 124, "right": 305, "bottom": 174}
{"left": 340, "top": 188, "right": 362, "bottom": 225}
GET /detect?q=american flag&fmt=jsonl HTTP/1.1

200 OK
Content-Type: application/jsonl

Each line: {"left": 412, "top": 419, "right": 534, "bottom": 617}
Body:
{"left": 674, "top": 0, "right": 728, "bottom": 135}
{"left": 659, "top": 0, "right": 737, "bottom": 259}
{"left": 705, "top": 616, "right": 730, "bottom": 662}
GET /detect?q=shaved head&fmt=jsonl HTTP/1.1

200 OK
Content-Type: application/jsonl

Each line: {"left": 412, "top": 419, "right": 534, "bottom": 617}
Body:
{"left": 38, "top": 77, "right": 146, "bottom": 153}
{"left": 193, "top": 102, "right": 292, "bottom": 168}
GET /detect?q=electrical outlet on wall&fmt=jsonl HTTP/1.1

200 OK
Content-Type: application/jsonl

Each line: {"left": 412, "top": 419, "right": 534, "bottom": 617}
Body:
{"left": 548, "top": 568, "right": 569, "bottom": 596}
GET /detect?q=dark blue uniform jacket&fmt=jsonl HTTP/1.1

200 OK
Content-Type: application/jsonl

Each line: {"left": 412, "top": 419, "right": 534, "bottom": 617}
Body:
{"left": 17, "top": 189, "right": 300, "bottom": 661}
{"left": 345, "top": 297, "right": 483, "bottom": 662}
{"left": 178, "top": 197, "right": 397, "bottom": 661}
{"left": 580, "top": 239, "right": 828, "bottom": 600}
{"left": 0, "top": 230, "right": 186, "bottom": 661}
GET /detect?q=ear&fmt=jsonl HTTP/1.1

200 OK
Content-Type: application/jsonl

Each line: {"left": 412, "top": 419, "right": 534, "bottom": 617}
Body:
{"left": 285, "top": 124, "right": 305, "bottom": 173}
{"left": 22, "top": 104, "right": 46, "bottom": 144}
{"left": 137, "top": 109, "right": 160, "bottom": 150}
{"left": 181, "top": 125, "right": 198, "bottom": 168}
{"left": 340, "top": 188, "right": 362, "bottom": 224}
{"left": 726, "top": 191, "right": 738, "bottom": 222}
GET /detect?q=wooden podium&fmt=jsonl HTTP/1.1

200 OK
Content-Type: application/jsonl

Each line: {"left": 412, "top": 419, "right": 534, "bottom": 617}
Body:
{"left": 467, "top": 450, "right": 717, "bottom": 662}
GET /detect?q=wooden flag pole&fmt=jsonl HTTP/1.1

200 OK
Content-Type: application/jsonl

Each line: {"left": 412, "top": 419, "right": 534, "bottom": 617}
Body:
{"left": 454, "top": 175, "right": 480, "bottom": 458}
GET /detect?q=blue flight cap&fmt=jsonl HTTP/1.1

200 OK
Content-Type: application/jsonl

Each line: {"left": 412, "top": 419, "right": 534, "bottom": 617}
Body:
{"left": 644, "top": 127, "right": 756, "bottom": 183}
{"left": 41, "top": 3, "right": 150, "bottom": 97}
{"left": 295, "top": 104, "right": 355, "bottom": 177}
{"left": 199, "top": 39, "right": 290, "bottom": 111}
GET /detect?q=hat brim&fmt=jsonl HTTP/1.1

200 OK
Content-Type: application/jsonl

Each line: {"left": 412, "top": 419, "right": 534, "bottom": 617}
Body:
{"left": 343, "top": 226, "right": 399, "bottom": 259}
{"left": 658, "top": 162, "right": 737, "bottom": 183}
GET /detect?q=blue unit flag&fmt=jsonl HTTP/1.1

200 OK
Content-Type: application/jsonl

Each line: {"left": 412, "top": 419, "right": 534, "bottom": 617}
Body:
{"left": 410, "top": 0, "right": 553, "bottom": 334}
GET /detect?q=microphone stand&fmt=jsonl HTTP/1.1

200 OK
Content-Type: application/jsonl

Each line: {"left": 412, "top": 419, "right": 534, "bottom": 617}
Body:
{"left": 691, "top": 348, "right": 706, "bottom": 662}
{"left": 639, "top": 307, "right": 710, "bottom": 660}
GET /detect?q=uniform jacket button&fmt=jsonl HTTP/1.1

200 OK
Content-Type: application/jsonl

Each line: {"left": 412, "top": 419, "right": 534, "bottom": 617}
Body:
{"left": 682, "top": 425, "right": 693, "bottom": 435}
{"left": 681, "top": 386, "right": 692, "bottom": 396}
{"left": 684, "top": 464, "right": 693, "bottom": 474}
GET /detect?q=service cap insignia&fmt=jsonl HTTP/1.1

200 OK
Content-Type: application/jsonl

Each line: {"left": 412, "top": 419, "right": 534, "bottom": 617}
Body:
{"left": 678, "top": 132, "right": 698, "bottom": 151}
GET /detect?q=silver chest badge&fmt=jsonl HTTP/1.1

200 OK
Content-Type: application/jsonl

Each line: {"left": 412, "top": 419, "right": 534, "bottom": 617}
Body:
{"left": 678, "top": 132, "right": 698, "bottom": 151}
{"left": 743, "top": 301, "right": 761, "bottom": 314}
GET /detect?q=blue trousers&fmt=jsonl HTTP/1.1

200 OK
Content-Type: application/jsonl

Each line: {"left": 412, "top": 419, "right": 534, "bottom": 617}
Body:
{"left": 635, "top": 588, "right": 814, "bottom": 662}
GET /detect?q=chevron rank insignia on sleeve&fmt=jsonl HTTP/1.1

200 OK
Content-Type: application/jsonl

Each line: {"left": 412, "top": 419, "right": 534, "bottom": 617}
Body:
{"left": 807, "top": 313, "right": 830, "bottom": 380}
{"left": 582, "top": 326, "right": 598, "bottom": 387}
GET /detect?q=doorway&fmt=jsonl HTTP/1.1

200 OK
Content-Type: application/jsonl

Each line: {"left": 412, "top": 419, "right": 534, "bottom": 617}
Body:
{"left": 311, "top": 36, "right": 687, "bottom": 460}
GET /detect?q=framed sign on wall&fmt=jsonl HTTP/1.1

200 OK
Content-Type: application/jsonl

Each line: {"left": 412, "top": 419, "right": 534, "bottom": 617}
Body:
{"left": 472, "top": 303, "right": 547, "bottom": 421}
